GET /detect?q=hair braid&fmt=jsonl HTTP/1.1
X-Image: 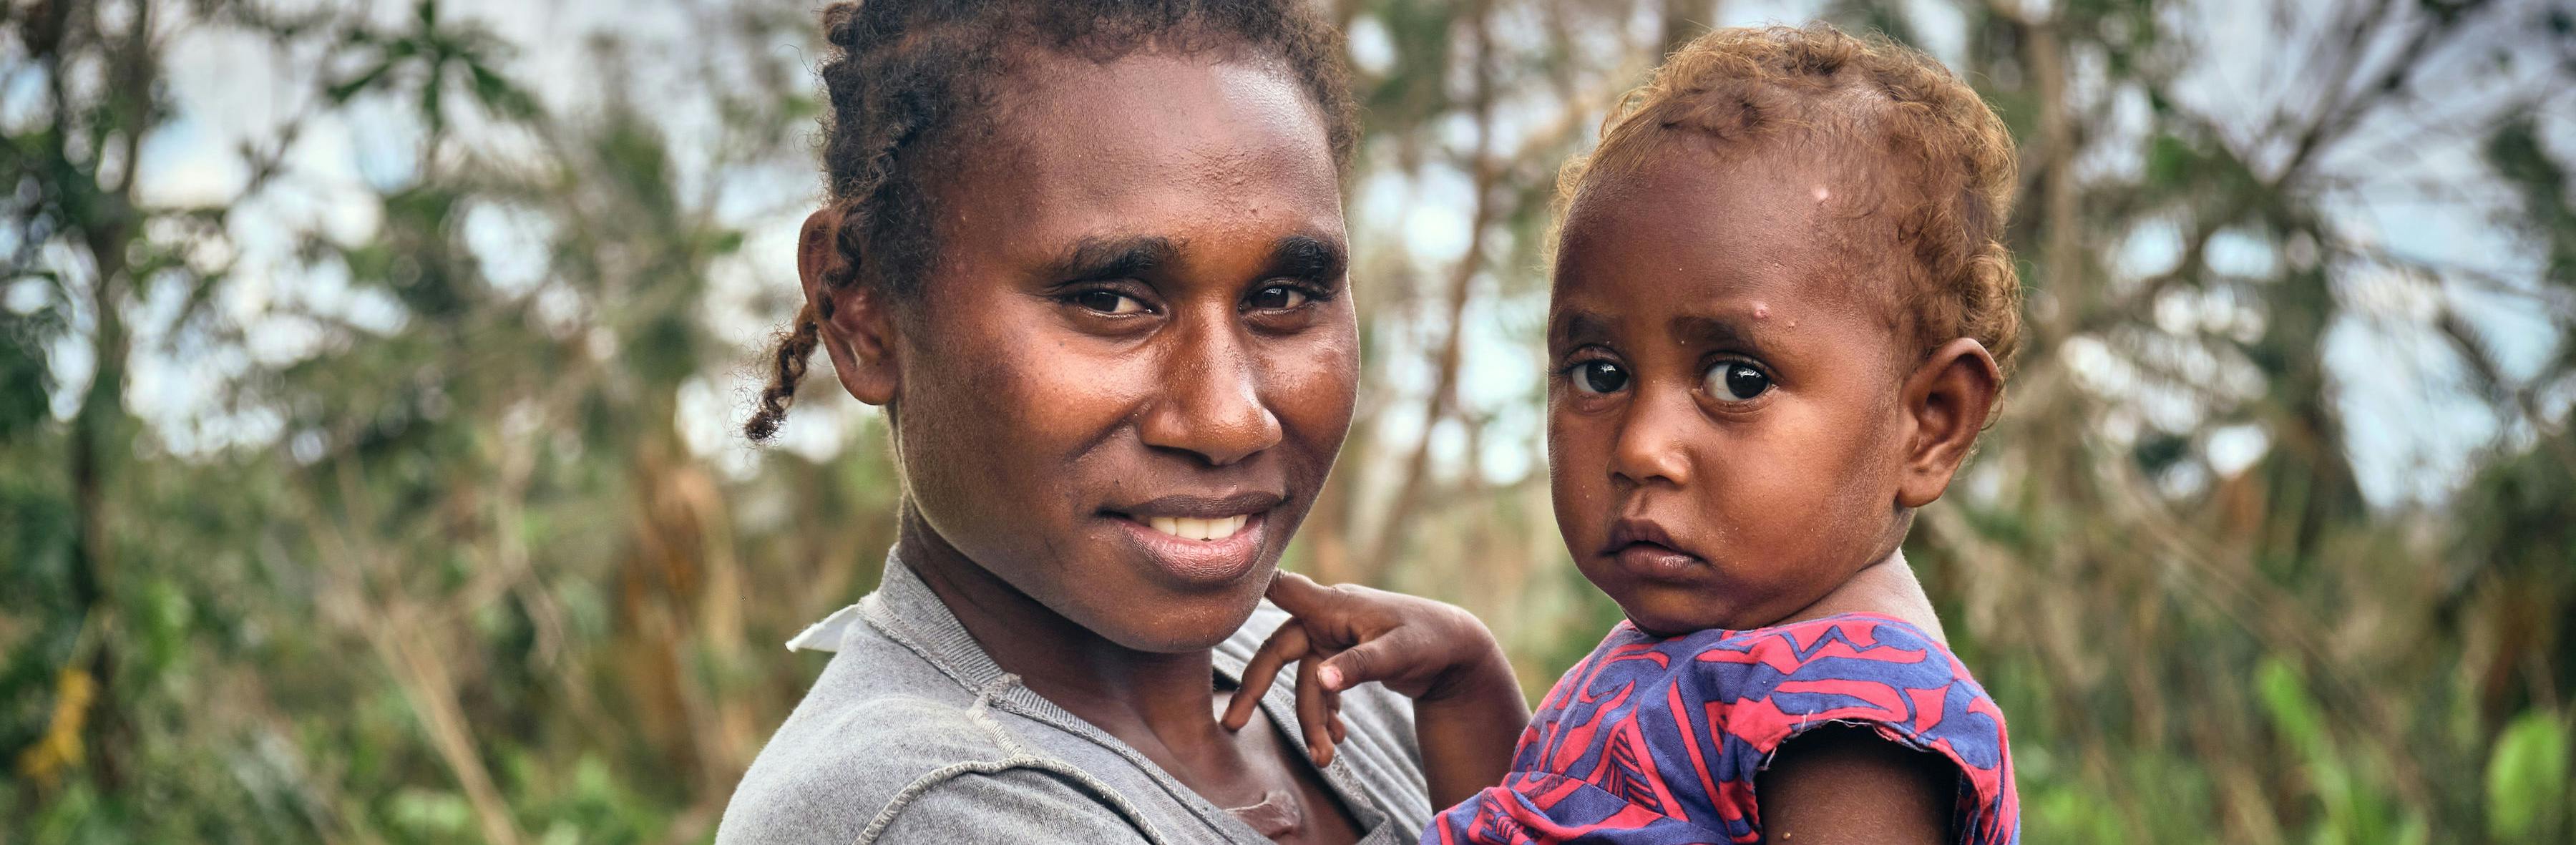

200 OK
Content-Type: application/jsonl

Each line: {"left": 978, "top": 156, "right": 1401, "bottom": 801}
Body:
{"left": 746, "top": 304, "right": 822, "bottom": 441}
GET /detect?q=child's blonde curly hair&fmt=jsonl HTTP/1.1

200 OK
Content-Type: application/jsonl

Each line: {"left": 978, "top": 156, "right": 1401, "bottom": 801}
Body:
{"left": 1561, "top": 24, "right": 2024, "bottom": 373}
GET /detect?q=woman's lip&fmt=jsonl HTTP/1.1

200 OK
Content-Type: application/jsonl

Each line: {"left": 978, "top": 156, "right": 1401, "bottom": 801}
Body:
{"left": 1112, "top": 512, "right": 1269, "bottom": 587}
{"left": 1113, "top": 491, "right": 1287, "bottom": 519}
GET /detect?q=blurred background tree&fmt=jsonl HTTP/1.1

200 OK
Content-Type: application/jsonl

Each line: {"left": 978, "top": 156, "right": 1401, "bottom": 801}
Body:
{"left": 4, "top": 0, "right": 2573, "bottom": 842}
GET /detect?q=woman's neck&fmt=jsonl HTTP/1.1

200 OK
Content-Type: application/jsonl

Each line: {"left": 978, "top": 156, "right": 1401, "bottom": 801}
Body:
{"left": 894, "top": 505, "right": 1229, "bottom": 739}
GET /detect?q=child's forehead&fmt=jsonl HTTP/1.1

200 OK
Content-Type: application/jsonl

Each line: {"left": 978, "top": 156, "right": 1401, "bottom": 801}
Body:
{"left": 1555, "top": 140, "right": 1911, "bottom": 324}
{"left": 1576, "top": 130, "right": 1900, "bottom": 216}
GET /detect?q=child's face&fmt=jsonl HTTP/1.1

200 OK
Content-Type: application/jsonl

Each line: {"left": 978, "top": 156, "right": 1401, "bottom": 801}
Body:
{"left": 1547, "top": 143, "right": 1921, "bottom": 636}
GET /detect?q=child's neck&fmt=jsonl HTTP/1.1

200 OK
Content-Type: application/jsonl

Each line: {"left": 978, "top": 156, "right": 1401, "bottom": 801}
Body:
{"left": 1778, "top": 550, "right": 1948, "bottom": 643}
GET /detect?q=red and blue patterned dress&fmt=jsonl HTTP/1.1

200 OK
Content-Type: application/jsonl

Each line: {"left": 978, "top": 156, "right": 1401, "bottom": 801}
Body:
{"left": 1427, "top": 613, "right": 2018, "bottom": 844}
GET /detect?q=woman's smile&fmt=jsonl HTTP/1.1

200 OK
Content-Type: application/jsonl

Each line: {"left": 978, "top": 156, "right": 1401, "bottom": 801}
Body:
{"left": 1103, "top": 491, "right": 1285, "bottom": 587}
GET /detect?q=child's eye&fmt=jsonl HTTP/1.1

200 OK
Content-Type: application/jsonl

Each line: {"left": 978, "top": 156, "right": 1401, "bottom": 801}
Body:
{"left": 1569, "top": 360, "right": 1629, "bottom": 395}
{"left": 1705, "top": 361, "right": 1770, "bottom": 402}
{"left": 1070, "top": 290, "right": 1150, "bottom": 315}
{"left": 1246, "top": 285, "right": 1311, "bottom": 311}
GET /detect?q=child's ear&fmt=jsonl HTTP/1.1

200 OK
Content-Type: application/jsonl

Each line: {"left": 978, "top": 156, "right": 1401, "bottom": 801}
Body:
{"left": 799, "top": 207, "right": 900, "bottom": 407}
{"left": 1895, "top": 338, "right": 2003, "bottom": 509}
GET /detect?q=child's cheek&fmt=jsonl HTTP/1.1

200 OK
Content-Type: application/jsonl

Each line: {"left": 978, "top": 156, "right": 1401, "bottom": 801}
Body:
{"left": 1543, "top": 409, "right": 1612, "bottom": 532}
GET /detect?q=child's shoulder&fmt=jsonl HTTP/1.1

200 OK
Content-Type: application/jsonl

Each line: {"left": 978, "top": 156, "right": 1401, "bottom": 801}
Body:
{"left": 1667, "top": 612, "right": 1960, "bottom": 681}
{"left": 1591, "top": 612, "right": 1961, "bottom": 686}
{"left": 1476, "top": 613, "right": 2016, "bottom": 844}
{"left": 1654, "top": 612, "right": 1996, "bottom": 738}
{"left": 1558, "top": 612, "right": 2003, "bottom": 766}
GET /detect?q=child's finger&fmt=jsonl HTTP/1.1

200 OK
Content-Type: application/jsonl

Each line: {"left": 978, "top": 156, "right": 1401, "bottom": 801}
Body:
{"left": 1314, "top": 629, "right": 1415, "bottom": 693}
{"left": 1330, "top": 715, "right": 1347, "bottom": 745}
{"left": 1295, "top": 655, "right": 1336, "bottom": 767}
{"left": 1225, "top": 622, "right": 1309, "bottom": 731}
{"left": 1264, "top": 570, "right": 1339, "bottom": 618}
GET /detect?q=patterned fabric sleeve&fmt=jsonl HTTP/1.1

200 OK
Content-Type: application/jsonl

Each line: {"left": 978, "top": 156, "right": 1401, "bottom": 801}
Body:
{"left": 1426, "top": 615, "right": 2019, "bottom": 845}
{"left": 1696, "top": 615, "right": 2018, "bottom": 844}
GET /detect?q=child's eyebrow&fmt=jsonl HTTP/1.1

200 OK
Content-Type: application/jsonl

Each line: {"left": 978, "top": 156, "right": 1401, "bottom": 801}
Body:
{"left": 1038, "top": 235, "right": 1179, "bottom": 282}
{"left": 1551, "top": 311, "right": 1616, "bottom": 343}
{"left": 1669, "top": 313, "right": 1768, "bottom": 350}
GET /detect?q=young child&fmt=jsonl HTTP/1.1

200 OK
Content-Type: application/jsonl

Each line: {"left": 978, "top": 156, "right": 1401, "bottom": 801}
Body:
{"left": 1226, "top": 23, "right": 2022, "bottom": 844}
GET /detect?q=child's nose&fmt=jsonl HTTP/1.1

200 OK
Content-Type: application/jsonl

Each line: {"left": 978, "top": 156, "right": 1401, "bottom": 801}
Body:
{"left": 1607, "top": 391, "right": 1694, "bottom": 489}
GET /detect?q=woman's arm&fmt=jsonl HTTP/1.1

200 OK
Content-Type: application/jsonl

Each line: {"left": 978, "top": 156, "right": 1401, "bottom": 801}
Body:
{"left": 1752, "top": 725, "right": 1955, "bottom": 844}
{"left": 1222, "top": 573, "right": 1531, "bottom": 809}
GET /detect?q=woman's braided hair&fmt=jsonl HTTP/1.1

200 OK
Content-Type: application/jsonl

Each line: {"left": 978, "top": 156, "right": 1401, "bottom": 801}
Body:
{"left": 1564, "top": 24, "right": 2023, "bottom": 375}
{"left": 746, "top": 0, "right": 1360, "bottom": 441}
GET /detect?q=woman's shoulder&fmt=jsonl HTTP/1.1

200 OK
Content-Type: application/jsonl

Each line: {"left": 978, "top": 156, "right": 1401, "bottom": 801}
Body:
{"left": 719, "top": 622, "right": 1118, "bottom": 843}
{"left": 720, "top": 715, "right": 1153, "bottom": 844}
{"left": 718, "top": 688, "right": 1027, "bottom": 841}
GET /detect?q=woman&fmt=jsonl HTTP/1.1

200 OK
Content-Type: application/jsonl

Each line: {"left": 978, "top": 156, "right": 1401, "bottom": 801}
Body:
{"left": 716, "top": 2, "right": 1522, "bottom": 843}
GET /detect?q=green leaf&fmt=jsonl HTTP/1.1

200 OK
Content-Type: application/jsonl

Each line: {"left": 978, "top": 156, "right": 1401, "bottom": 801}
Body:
{"left": 468, "top": 62, "right": 540, "bottom": 121}
{"left": 324, "top": 60, "right": 394, "bottom": 104}
{"left": 2486, "top": 710, "right": 2570, "bottom": 841}
{"left": 2258, "top": 659, "right": 2325, "bottom": 755}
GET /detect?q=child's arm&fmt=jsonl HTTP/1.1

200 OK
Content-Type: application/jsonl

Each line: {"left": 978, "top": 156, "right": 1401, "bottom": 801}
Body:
{"left": 1754, "top": 726, "right": 1956, "bottom": 844}
{"left": 1219, "top": 572, "right": 1528, "bottom": 809}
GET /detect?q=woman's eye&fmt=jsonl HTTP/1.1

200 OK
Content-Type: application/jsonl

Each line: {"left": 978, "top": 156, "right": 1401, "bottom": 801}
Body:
{"left": 1248, "top": 285, "right": 1311, "bottom": 310}
{"left": 1706, "top": 361, "right": 1771, "bottom": 401}
{"left": 1071, "top": 290, "right": 1148, "bottom": 315}
{"left": 1570, "top": 360, "right": 1629, "bottom": 395}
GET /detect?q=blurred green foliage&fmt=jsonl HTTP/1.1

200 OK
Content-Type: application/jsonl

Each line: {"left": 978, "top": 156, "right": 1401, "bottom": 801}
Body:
{"left": 5, "top": 1, "right": 2576, "bottom": 843}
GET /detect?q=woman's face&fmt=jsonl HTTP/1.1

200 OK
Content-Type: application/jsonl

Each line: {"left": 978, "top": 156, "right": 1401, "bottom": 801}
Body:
{"left": 884, "top": 51, "right": 1356, "bottom": 653}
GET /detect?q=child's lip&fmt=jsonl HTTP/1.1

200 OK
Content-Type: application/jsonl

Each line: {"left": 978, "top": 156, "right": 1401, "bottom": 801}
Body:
{"left": 1611, "top": 540, "right": 1708, "bottom": 582}
{"left": 1601, "top": 516, "right": 1699, "bottom": 559}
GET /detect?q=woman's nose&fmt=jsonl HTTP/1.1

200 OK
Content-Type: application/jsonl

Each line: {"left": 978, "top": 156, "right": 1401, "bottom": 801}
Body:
{"left": 1608, "top": 388, "right": 1694, "bottom": 489}
{"left": 1136, "top": 321, "right": 1284, "bottom": 467}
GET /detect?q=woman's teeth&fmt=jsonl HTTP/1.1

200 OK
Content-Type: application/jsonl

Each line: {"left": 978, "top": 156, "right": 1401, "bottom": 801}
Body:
{"left": 1145, "top": 514, "right": 1250, "bottom": 542}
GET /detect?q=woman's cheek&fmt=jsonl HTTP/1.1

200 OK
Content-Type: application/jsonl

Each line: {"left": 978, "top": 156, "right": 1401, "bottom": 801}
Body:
{"left": 1264, "top": 321, "right": 1362, "bottom": 465}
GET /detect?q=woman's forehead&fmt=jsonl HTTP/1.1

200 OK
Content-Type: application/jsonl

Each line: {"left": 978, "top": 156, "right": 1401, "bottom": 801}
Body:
{"left": 946, "top": 51, "right": 1345, "bottom": 240}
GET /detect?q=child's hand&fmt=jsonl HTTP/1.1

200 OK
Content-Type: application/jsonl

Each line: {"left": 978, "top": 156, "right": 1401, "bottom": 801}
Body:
{"left": 1221, "top": 572, "right": 1525, "bottom": 798}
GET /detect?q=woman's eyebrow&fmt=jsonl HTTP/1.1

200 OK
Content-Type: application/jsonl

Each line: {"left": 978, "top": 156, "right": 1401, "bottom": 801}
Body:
{"left": 1263, "top": 235, "right": 1348, "bottom": 282}
{"left": 1040, "top": 235, "right": 1178, "bottom": 282}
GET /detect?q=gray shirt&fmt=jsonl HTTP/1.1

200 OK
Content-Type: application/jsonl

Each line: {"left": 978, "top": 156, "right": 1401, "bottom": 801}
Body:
{"left": 715, "top": 554, "right": 1433, "bottom": 844}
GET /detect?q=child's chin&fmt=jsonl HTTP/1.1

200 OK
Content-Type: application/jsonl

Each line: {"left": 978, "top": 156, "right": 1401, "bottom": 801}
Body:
{"left": 1612, "top": 588, "right": 1767, "bottom": 637}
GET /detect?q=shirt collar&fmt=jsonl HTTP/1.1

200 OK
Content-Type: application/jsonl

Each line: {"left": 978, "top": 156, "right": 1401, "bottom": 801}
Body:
{"left": 786, "top": 547, "right": 1259, "bottom": 685}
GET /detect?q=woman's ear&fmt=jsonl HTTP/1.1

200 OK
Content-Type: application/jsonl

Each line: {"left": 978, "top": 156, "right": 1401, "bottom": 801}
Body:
{"left": 1895, "top": 338, "right": 2003, "bottom": 509}
{"left": 800, "top": 207, "right": 900, "bottom": 406}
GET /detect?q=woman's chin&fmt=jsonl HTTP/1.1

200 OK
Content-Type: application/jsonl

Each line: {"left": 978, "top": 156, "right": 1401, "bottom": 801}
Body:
{"left": 1060, "top": 576, "right": 1274, "bottom": 654}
